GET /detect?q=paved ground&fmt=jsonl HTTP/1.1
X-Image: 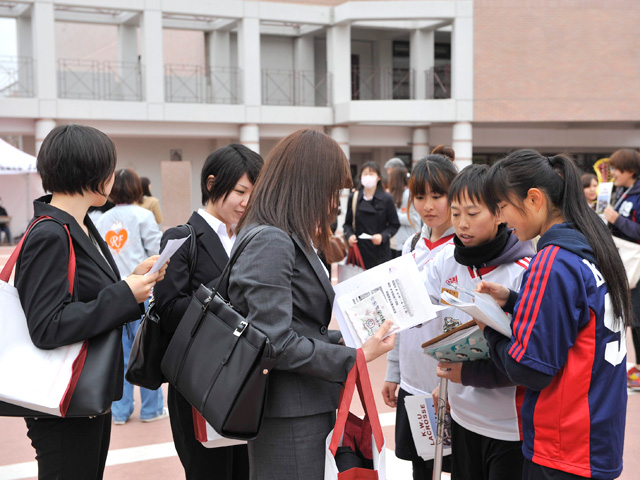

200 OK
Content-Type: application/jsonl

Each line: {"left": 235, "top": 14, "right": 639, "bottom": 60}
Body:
{"left": 1, "top": 246, "right": 638, "bottom": 479}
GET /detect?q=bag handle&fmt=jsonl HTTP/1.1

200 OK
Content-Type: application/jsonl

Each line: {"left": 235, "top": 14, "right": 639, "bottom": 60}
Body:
{"left": 346, "top": 244, "right": 366, "bottom": 270}
{"left": 351, "top": 190, "right": 359, "bottom": 233}
{"left": 0, "top": 216, "right": 75, "bottom": 295}
{"left": 329, "top": 349, "right": 384, "bottom": 456}
{"left": 209, "top": 224, "right": 270, "bottom": 299}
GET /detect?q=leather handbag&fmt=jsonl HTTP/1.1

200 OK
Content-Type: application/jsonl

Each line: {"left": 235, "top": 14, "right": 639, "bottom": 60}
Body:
{"left": 0, "top": 216, "right": 121, "bottom": 418}
{"left": 161, "top": 225, "right": 276, "bottom": 440}
{"left": 126, "top": 223, "right": 197, "bottom": 390}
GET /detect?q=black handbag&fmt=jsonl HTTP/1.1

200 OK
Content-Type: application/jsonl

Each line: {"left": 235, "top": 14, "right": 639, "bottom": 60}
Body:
{"left": 0, "top": 217, "right": 121, "bottom": 418}
{"left": 161, "top": 225, "right": 276, "bottom": 440}
{"left": 126, "top": 224, "right": 197, "bottom": 390}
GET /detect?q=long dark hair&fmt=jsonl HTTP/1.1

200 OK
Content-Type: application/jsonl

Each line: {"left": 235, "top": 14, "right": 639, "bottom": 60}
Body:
{"left": 485, "top": 149, "right": 631, "bottom": 326}
{"left": 236, "top": 130, "right": 352, "bottom": 253}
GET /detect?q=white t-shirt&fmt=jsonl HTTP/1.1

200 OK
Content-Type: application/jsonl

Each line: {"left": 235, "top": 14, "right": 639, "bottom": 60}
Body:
{"left": 424, "top": 244, "right": 530, "bottom": 441}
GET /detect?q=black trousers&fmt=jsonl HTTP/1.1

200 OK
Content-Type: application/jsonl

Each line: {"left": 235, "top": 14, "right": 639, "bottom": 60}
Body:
{"left": 25, "top": 413, "right": 112, "bottom": 480}
{"left": 451, "top": 418, "right": 524, "bottom": 480}
{"left": 168, "top": 384, "right": 249, "bottom": 480}
{"left": 522, "top": 458, "right": 590, "bottom": 480}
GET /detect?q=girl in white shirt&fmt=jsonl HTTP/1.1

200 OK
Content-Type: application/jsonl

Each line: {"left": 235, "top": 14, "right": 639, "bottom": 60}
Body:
{"left": 382, "top": 153, "right": 458, "bottom": 479}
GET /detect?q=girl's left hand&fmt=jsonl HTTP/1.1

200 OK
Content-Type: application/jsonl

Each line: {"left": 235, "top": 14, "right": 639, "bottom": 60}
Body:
{"left": 436, "top": 362, "right": 463, "bottom": 384}
{"left": 371, "top": 234, "right": 383, "bottom": 245}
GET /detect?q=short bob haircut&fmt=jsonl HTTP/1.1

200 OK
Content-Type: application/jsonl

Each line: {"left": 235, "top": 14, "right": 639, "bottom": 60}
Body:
{"left": 448, "top": 164, "right": 498, "bottom": 215}
{"left": 237, "top": 129, "right": 352, "bottom": 253}
{"left": 37, "top": 124, "right": 117, "bottom": 196}
{"left": 608, "top": 149, "right": 640, "bottom": 179}
{"left": 109, "top": 169, "right": 143, "bottom": 205}
{"left": 200, "top": 144, "right": 264, "bottom": 206}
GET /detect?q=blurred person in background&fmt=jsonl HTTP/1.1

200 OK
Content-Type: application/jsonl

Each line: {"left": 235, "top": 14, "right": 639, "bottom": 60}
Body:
{"left": 138, "top": 176, "right": 163, "bottom": 225}
{"left": 581, "top": 173, "right": 598, "bottom": 210}
{"left": 387, "top": 165, "right": 420, "bottom": 258}
{"left": 96, "top": 168, "right": 165, "bottom": 425}
{"left": 343, "top": 161, "right": 400, "bottom": 269}
{"left": 0, "top": 196, "right": 11, "bottom": 244}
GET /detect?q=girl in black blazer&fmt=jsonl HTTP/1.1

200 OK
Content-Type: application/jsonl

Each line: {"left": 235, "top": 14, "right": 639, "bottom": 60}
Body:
{"left": 154, "top": 144, "right": 263, "bottom": 480}
{"left": 343, "top": 161, "right": 400, "bottom": 269}
{"left": 15, "top": 125, "right": 166, "bottom": 479}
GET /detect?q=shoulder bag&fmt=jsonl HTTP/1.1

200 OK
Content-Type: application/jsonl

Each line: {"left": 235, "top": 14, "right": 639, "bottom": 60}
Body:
{"left": 161, "top": 225, "right": 276, "bottom": 440}
{"left": 126, "top": 223, "right": 197, "bottom": 390}
{"left": 0, "top": 216, "right": 121, "bottom": 417}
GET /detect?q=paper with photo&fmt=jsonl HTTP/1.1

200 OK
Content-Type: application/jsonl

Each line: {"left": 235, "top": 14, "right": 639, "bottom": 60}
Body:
{"left": 333, "top": 254, "right": 443, "bottom": 348}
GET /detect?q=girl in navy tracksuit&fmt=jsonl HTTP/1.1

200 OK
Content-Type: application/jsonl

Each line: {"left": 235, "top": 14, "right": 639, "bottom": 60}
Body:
{"left": 477, "top": 150, "right": 631, "bottom": 480}
{"left": 602, "top": 149, "right": 640, "bottom": 388}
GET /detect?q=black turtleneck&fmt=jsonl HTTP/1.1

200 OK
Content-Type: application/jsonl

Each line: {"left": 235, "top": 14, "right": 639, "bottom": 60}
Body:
{"left": 453, "top": 223, "right": 509, "bottom": 270}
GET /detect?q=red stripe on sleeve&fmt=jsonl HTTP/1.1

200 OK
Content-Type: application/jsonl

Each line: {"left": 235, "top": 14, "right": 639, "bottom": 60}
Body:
{"left": 510, "top": 247, "right": 553, "bottom": 359}
{"left": 515, "top": 246, "right": 560, "bottom": 361}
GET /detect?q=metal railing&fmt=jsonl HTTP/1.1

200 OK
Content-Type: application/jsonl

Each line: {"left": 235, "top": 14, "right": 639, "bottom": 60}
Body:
{"left": 351, "top": 67, "right": 414, "bottom": 100}
{"left": 426, "top": 64, "right": 451, "bottom": 99}
{"left": 165, "top": 65, "right": 242, "bottom": 104}
{"left": 0, "top": 56, "right": 34, "bottom": 98}
{"left": 261, "top": 69, "right": 330, "bottom": 106}
{"left": 57, "top": 59, "right": 143, "bottom": 101}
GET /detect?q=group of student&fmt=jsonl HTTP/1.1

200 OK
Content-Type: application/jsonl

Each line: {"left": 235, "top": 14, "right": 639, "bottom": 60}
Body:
{"left": 11, "top": 122, "right": 632, "bottom": 480}
{"left": 381, "top": 147, "right": 630, "bottom": 480}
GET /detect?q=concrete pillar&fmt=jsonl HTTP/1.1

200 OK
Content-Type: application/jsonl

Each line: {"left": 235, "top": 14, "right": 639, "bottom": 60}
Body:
{"left": 331, "top": 126, "right": 350, "bottom": 160}
{"left": 206, "top": 30, "right": 232, "bottom": 103}
{"left": 378, "top": 39, "right": 392, "bottom": 99}
{"left": 118, "top": 24, "right": 138, "bottom": 64}
{"left": 240, "top": 124, "right": 260, "bottom": 154}
{"left": 452, "top": 4, "right": 474, "bottom": 123}
{"left": 161, "top": 161, "right": 192, "bottom": 229}
{"left": 207, "top": 31, "right": 231, "bottom": 68}
{"left": 412, "top": 127, "right": 429, "bottom": 164}
{"left": 16, "top": 14, "right": 33, "bottom": 96}
{"left": 294, "top": 36, "right": 315, "bottom": 106}
{"left": 35, "top": 119, "right": 56, "bottom": 155}
{"left": 327, "top": 24, "right": 351, "bottom": 105}
{"left": 32, "top": 2, "right": 56, "bottom": 103}
{"left": 410, "top": 29, "right": 434, "bottom": 100}
{"left": 141, "top": 8, "right": 164, "bottom": 105}
{"left": 452, "top": 122, "right": 473, "bottom": 170}
{"left": 238, "top": 17, "right": 261, "bottom": 107}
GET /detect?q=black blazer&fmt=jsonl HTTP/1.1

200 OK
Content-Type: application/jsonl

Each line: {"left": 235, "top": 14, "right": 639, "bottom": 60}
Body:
{"left": 154, "top": 212, "right": 229, "bottom": 335}
{"left": 15, "top": 196, "right": 142, "bottom": 398}
{"left": 343, "top": 188, "right": 400, "bottom": 269}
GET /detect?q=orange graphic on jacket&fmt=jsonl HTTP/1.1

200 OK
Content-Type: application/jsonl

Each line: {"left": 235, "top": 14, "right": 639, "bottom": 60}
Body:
{"left": 105, "top": 222, "right": 128, "bottom": 253}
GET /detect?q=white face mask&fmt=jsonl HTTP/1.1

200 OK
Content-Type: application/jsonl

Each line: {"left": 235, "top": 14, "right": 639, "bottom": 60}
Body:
{"left": 360, "top": 174, "right": 378, "bottom": 189}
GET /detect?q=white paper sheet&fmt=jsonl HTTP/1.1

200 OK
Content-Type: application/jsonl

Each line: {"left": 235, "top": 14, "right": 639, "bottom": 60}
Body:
{"left": 145, "top": 235, "right": 190, "bottom": 276}
{"left": 333, "top": 254, "right": 443, "bottom": 348}
{"left": 404, "top": 394, "right": 452, "bottom": 461}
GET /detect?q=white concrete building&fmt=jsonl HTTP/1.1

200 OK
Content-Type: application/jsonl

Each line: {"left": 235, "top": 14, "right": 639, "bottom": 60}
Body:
{"left": 0, "top": 0, "right": 474, "bottom": 228}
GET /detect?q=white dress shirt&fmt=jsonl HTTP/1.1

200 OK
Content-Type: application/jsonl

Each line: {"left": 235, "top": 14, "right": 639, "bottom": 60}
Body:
{"left": 197, "top": 208, "right": 235, "bottom": 256}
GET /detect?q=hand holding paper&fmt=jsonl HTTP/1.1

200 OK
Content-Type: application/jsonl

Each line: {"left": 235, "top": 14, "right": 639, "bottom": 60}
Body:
{"left": 145, "top": 235, "right": 190, "bottom": 276}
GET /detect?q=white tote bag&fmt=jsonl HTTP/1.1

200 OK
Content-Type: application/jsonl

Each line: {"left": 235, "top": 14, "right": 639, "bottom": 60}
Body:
{"left": 192, "top": 409, "right": 246, "bottom": 448}
{"left": 612, "top": 235, "right": 640, "bottom": 289}
{"left": 0, "top": 217, "right": 87, "bottom": 417}
{"left": 325, "top": 349, "right": 386, "bottom": 480}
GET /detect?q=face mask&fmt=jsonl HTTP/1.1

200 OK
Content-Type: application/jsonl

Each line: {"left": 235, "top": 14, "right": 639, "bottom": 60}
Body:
{"left": 360, "top": 174, "right": 378, "bottom": 189}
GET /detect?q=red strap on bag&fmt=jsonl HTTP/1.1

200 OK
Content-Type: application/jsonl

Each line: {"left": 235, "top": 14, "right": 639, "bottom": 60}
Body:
{"left": 346, "top": 245, "right": 366, "bottom": 270}
{"left": 329, "top": 349, "right": 384, "bottom": 456}
{"left": 0, "top": 216, "right": 76, "bottom": 293}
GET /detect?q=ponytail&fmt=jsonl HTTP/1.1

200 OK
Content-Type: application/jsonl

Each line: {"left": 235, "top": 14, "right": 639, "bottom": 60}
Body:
{"left": 486, "top": 149, "right": 631, "bottom": 327}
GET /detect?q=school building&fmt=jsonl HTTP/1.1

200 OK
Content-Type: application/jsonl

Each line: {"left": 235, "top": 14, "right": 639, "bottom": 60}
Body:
{"left": 0, "top": 0, "right": 639, "bottom": 228}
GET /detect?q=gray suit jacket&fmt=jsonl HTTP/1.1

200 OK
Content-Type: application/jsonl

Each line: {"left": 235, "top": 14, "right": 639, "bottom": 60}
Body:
{"left": 227, "top": 225, "right": 357, "bottom": 419}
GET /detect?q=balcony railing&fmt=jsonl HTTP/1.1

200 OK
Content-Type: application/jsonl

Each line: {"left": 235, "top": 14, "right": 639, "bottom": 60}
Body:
{"left": 426, "top": 64, "right": 451, "bottom": 99}
{"left": 57, "top": 59, "right": 143, "bottom": 101}
{"left": 165, "top": 65, "right": 242, "bottom": 104}
{"left": 262, "top": 70, "right": 330, "bottom": 106}
{"left": 351, "top": 67, "right": 414, "bottom": 101}
{"left": 0, "top": 56, "right": 34, "bottom": 98}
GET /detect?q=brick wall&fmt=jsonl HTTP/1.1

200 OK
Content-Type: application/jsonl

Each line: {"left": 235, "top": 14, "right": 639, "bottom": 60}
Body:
{"left": 474, "top": 0, "right": 640, "bottom": 122}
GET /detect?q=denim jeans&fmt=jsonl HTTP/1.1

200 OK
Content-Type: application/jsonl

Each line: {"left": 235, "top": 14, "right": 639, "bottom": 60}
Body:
{"left": 111, "top": 304, "right": 164, "bottom": 422}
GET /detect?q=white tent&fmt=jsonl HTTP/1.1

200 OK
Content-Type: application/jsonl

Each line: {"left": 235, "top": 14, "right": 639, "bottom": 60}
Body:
{"left": 0, "top": 139, "right": 45, "bottom": 240}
